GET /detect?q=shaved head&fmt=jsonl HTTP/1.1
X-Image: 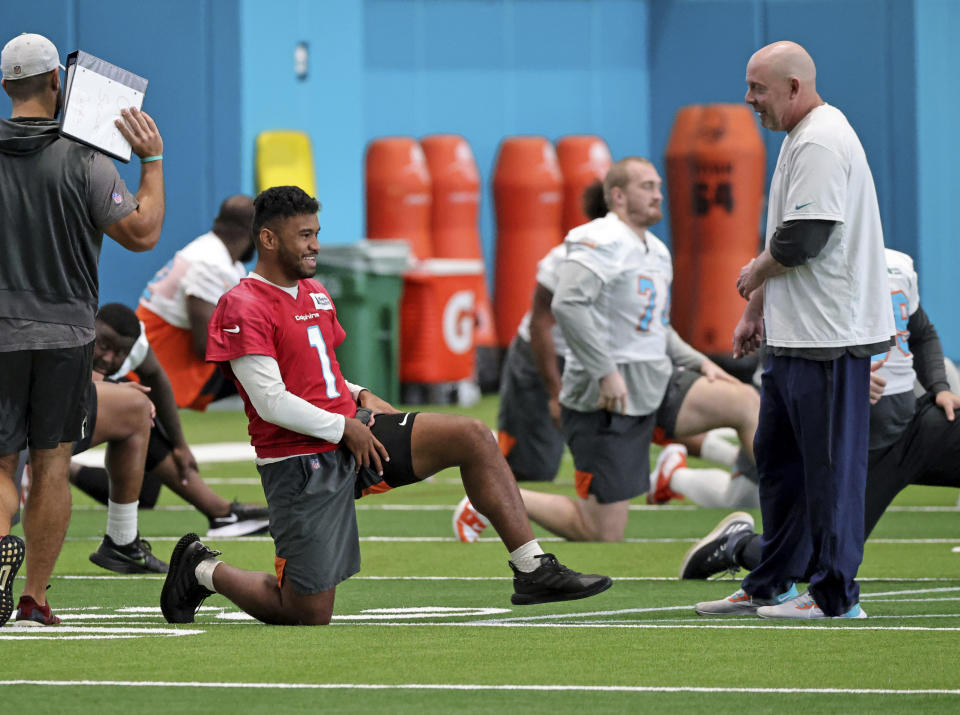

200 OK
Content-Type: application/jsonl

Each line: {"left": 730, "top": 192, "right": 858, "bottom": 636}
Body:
{"left": 748, "top": 41, "right": 817, "bottom": 87}
{"left": 745, "top": 41, "right": 822, "bottom": 132}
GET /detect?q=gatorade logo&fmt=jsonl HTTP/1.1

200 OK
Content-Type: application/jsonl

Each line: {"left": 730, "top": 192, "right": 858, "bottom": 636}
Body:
{"left": 442, "top": 290, "right": 475, "bottom": 355}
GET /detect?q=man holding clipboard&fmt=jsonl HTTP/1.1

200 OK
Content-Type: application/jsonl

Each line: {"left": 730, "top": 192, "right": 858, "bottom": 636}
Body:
{"left": 0, "top": 32, "right": 166, "bottom": 626}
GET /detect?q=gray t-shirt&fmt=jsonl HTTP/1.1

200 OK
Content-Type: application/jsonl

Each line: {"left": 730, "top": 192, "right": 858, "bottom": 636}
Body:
{"left": 0, "top": 118, "right": 136, "bottom": 350}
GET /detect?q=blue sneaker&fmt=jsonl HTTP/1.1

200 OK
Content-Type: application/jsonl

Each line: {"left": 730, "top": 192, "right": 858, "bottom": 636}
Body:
{"left": 696, "top": 583, "right": 798, "bottom": 615}
{"left": 756, "top": 591, "right": 867, "bottom": 619}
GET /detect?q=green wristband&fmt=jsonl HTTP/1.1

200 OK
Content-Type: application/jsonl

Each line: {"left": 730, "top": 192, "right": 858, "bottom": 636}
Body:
{"left": 141, "top": 155, "right": 163, "bottom": 164}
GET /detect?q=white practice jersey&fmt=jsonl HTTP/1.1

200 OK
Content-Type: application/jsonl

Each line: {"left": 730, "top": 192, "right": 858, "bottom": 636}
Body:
{"left": 564, "top": 212, "right": 672, "bottom": 365}
{"left": 763, "top": 104, "right": 895, "bottom": 349}
{"left": 516, "top": 243, "right": 569, "bottom": 357}
{"left": 872, "top": 249, "right": 919, "bottom": 396}
{"left": 139, "top": 231, "right": 247, "bottom": 328}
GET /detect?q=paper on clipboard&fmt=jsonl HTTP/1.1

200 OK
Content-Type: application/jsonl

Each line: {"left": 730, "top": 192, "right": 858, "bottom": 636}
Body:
{"left": 59, "top": 51, "right": 148, "bottom": 163}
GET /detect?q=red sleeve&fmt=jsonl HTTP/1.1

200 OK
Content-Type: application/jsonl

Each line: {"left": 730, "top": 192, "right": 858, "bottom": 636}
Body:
{"left": 206, "top": 288, "right": 276, "bottom": 363}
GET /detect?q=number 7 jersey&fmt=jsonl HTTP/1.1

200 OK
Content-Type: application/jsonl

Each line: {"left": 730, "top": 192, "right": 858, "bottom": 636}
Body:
{"left": 206, "top": 276, "right": 358, "bottom": 459}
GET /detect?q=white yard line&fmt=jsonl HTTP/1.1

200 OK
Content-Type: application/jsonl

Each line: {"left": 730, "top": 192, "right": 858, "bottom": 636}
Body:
{"left": 1, "top": 680, "right": 956, "bottom": 696}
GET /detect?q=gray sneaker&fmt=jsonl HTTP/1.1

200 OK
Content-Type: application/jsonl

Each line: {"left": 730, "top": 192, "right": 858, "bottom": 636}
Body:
{"left": 695, "top": 584, "right": 799, "bottom": 615}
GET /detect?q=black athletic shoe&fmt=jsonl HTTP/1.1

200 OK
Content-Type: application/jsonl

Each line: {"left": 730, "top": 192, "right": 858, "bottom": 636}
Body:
{"left": 161, "top": 533, "right": 221, "bottom": 624}
{"left": 89, "top": 534, "right": 168, "bottom": 574}
{"left": 510, "top": 554, "right": 612, "bottom": 605}
{"left": 206, "top": 501, "right": 270, "bottom": 538}
{"left": 1, "top": 534, "right": 25, "bottom": 626}
{"left": 679, "top": 512, "right": 755, "bottom": 580}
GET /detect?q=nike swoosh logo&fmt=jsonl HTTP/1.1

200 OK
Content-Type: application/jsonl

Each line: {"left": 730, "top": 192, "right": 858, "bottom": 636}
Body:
{"left": 398, "top": 413, "right": 409, "bottom": 426}
{"left": 794, "top": 202, "right": 813, "bottom": 210}
{"left": 213, "top": 513, "right": 239, "bottom": 525}
{"left": 223, "top": 325, "right": 240, "bottom": 333}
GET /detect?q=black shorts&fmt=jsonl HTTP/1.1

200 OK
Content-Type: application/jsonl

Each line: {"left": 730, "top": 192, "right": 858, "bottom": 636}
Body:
{"left": 0, "top": 342, "right": 94, "bottom": 453}
{"left": 72, "top": 382, "right": 99, "bottom": 455}
{"left": 258, "top": 411, "right": 421, "bottom": 594}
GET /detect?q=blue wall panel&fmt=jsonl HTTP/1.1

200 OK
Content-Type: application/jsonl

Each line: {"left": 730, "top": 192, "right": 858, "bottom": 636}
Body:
{"left": 240, "top": 0, "right": 365, "bottom": 246}
{"left": 0, "top": 0, "right": 243, "bottom": 310}
{"left": 916, "top": 0, "right": 960, "bottom": 358}
{"left": 363, "top": 0, "right": 651, "bottom": 273}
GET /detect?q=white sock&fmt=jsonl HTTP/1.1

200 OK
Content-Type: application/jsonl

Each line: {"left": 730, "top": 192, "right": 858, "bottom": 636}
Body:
{"left": 509, "top": 539, "right": 546, "bottom": 573}
{"left": 669, "top": 468, "right": 740, "bottom": 508}
{"left": 195, "top": 558, "right": 222, "bottom": 592}
{"left": 105, "top": 499, "right": 139, "bottom": 545}
{"left": 700, "top": 430, "right": 740, "bottom": 467}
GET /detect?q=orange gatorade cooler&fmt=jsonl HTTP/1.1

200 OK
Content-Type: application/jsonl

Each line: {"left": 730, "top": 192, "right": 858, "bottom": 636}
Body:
{"left": 399, "top": 258, "right": 485, "bottom": 384}
{"left": 665, "top": 104, "right": 765, "bottom": 354}
{"left": 421, "top": 133, "right": 498, "bottom": 391}
{"left": 556, "top": 134, "right": 612, "bottom": 234}
{"left": 365, "top": 137, "right": 433, "bottom": 260}
{"left": 492, "top": 136, "right": 563, "bottom": 348}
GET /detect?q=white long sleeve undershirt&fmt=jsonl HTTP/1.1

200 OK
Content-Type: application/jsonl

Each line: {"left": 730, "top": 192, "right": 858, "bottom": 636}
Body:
{"left": 230, "top": 354, "right": 366, "bottom": 446}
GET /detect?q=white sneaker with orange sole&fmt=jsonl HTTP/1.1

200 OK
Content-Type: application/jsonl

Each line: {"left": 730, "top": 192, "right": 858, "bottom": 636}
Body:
{"left": 452, "top": 496, "right": 490, "bottom": 543}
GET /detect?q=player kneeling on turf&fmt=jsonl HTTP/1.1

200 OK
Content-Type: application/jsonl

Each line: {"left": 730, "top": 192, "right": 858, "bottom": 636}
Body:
{"left": 160, "top": 186, "right": 612, "bottom": 625}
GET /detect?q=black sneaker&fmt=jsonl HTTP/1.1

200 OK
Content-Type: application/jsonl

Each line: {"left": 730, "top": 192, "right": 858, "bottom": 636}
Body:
{"left": 510, "top": 554, "right": 612, "bottom": 605}
{"left": 1, "top": 534, "right": 25, "bottom": 626}
{"left": 206, "top": 501, "right": 270, "bottom": 538}
{"left": 161, "top": 533, "right": 221, "bottom": 624}
{"left": 89, "top": 533, "right": 168, "bottom": 574}
{"left": 679, "top": 512, "right": 755, "bottom": 580}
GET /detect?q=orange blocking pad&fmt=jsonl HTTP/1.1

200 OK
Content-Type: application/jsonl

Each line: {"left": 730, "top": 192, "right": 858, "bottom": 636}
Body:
{"left": 421, "top": 133, "right": 497, "bottom": 350}
{"left": 557, "top": 134, "right": 612, "bottom": 234}
{"left": 665, "top": 104, "right": 765, "bottom": 354}
{"left": 399, "top": 258, "right": 485, "bottom": 384}
{"left": 365, "top": 137, "right": 433, "bottom": 260}
{"left": 492, "top": 136, "right": 563, "bottom": 348}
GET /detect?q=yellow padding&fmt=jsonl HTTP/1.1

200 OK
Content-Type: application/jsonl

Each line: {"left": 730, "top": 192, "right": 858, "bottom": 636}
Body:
{"left": 255, "top": 130, "right": 317, "bottom": 197}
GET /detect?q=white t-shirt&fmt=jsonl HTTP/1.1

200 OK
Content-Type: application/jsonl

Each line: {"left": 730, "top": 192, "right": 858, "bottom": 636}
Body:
{"left": 762, "top": 104, "right": 895, "bottom": 349}
{"left": 139, "top": 231, "right": 247, "bottom": 328}
{"left": 564, "top": 213, "right": 673, "bottom": 365}
{"left": 872, "top": 249, "right": 919, "bottom": 396}
{"left": 516, "top": 243, "right": 568, "bottom": 357}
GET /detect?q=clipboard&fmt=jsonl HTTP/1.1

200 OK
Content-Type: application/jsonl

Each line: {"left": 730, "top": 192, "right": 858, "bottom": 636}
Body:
{"left": 58, "top": 50, "right": 148, "bottom": 163}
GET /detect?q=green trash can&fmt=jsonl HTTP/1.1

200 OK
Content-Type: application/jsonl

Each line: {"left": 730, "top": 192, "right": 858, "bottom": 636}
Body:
{"left": 314, "top": 240, "right": 410, "bottom": 405}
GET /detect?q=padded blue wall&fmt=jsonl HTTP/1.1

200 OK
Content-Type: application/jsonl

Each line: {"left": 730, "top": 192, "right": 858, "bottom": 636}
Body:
{"left": 1, "top": 0, "right": 956, "bottom": 355}
{"left": 0, "top": 0, "right": 243, "bottom": 309}
{"left": 915, "top": 0, "right": 960, "bottom": 358}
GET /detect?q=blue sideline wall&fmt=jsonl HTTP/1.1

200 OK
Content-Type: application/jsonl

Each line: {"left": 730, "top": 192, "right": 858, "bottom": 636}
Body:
{"left": 0, "top": 0, "right": 243, "bottom": 309}
{"left": 1, "top": 0, "right": 957, "bottom": 356}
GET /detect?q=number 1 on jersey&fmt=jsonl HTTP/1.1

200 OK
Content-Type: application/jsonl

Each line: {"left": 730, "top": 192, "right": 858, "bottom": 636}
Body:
{"left": 307, "top": 325, "right": 341, "bottom": 398}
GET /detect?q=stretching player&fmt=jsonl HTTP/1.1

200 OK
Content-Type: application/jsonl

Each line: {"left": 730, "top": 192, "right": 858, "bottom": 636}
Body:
{"left": 456, "top": 170, "right": 759, "bottom": 542}
{"left": 160, "top": 186, "right": 612, "bottom": 626}
{"left": 494, "top": 183, "right": 756, "bottom": 488}
{"left": 684, "top": 249, "right": 960, "bottom": 597}
{"left": 137, "top": 195, "right": 255, "bottom": 410}
{"left": 73, "top": 303, "right": 269, "bottom": 538}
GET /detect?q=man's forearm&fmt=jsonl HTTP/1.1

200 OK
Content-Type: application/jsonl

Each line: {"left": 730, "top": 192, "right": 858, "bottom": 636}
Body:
{"left": 752, "top": 248, "right": 791, "bottom": 283}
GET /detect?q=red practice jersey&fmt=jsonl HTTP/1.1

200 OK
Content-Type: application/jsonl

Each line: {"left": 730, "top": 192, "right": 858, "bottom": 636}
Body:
{"left": 207, "top": 276, "right": 358, "bottom": 458}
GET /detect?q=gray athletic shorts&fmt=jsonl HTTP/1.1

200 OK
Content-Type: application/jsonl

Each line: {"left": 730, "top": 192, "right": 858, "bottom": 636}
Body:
{"left": 497, "top": 336, "right": 565, "bottom": 481}
{"left": 561, "top": 407, "right": 656, "bottom": 504}
{"left": 654, "top": 368, "right": 699, "bottom": 442}
{"left": 258, "top": 412, "right": 420, "bottom": 594}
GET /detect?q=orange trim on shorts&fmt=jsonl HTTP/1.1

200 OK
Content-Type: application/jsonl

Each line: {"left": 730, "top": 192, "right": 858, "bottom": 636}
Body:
{"left": 497, "top": 430, "right": 517, "bottom": 457}
{"left": 274, "top": 555, "right": 286, "bottom": 588}
{"left": 360, "top": 481, "right": 394, "bottom": 498}
{"left": 652, "top": 426, "right": 667, "bottom": 446}
{"left": 574, "top": 470, "right": 594, "bottom": 500}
